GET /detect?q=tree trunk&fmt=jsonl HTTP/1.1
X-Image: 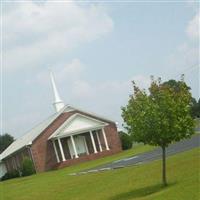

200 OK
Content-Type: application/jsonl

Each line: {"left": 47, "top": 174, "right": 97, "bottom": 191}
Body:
{"left": 162, "top": 146, "right": 167, "bottom": 186}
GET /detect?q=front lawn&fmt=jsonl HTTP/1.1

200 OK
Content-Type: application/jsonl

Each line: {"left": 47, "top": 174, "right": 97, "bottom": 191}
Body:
{"left": 0, "top": 146, "right": 199, "bottom": 200}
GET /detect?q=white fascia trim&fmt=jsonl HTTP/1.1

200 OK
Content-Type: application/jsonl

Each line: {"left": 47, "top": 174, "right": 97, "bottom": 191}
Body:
{"left": 67, "top": 105, "right": 116, "bottom": 124}
{"left": 48, "top": 113, "right": 108, "bottom": 140}
{"left": 68, "top": 113, "right": 109, "bottom": 126}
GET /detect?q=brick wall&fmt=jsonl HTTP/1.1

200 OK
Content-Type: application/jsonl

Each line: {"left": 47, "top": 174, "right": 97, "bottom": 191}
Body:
{"left": 31, "top": 112, "right": 75, "bottom": 172}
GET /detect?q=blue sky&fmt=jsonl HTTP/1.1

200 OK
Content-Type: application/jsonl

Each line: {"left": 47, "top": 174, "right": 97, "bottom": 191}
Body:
{"left": 2, "top": 1, "right": 199, "bottom": 138}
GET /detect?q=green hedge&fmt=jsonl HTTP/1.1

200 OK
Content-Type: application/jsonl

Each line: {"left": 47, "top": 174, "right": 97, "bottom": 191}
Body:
{"left": 1, "top": 157, "right": 35, "bottom": 181}
{"left": 119, "top": 131, "right": 133, "bottom": 150}
{"left": 21, "top": 157, "right": 35, "bottom": 177}
{"left": 1, "top": 169, "right": 20, "bottom": 181}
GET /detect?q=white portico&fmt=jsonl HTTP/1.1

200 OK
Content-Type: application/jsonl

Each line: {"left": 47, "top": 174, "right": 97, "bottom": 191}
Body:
{"left": 49, "top": 113, "right": 110, "bottom": 163}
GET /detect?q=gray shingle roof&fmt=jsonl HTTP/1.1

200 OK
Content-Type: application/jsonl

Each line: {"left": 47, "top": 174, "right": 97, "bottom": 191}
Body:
{"left": 0, "top": 106, "right": 66, "bottom": 160}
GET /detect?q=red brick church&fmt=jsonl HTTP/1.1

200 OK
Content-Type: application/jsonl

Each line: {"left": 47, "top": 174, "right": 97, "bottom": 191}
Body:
{"left": 0, "top": 73, "right": 122, "bottom": 174}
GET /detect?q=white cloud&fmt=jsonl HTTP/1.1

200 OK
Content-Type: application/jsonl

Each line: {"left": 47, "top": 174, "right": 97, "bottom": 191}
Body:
{"left": 70, "top": 74, "right": 150, "bottom": 101}
{"left": 186, "top": 12, "right": 199, "bottom": 40}
{"left": 167, "top": 10, "right": 199, "bottom": 77}
{"left": 72, "top": 80, "right": 93, "bottom": 98}
{"left": 3, "top": 1, "right": 113, "bottom": 71}
{"left": 164, "top": 8, "right": 199, "bottom": 100}
{"left": 31, "top": 55, "right": 151, "bottom": 123}
{"left": 131, "top": 75, "right": 151, "bottom": 89}
{"left": 56, "top": 59, "right": 84, "bottom": 82}
{"left": 68, "top": 73, "right": 150, "bottom": 124}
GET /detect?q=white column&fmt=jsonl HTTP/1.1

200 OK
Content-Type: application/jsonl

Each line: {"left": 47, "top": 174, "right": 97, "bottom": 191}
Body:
{"left": 70, "top": 135, "right": 79, "bottom": 158}
{"left": 96, "top": 131, "right": 102, "bottom": 152}
{"left": 102, "top": 128, "right": 110, "bottom": 150}
{"left": 90, "top": 131, "right": 97, "bottom": 153}
{"left": 58, "top": 138, "right": 66, "bottom": 161}
{"left": 53, "top": 140, "right": 60, "bottom": 163}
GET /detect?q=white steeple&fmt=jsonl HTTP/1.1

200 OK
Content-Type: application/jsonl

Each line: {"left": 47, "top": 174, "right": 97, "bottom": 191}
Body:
{"left": 50, "top": 71, "right": 65, "bottom": 112}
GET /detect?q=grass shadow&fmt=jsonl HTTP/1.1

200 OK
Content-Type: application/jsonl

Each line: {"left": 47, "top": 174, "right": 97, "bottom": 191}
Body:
{"left": 109, "top": 182, "right": 176, "bottom": 200}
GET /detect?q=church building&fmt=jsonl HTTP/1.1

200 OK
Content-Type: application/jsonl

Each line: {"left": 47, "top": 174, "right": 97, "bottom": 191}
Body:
{"left": 0, "top": 73, "right": 122, "bottom": 174}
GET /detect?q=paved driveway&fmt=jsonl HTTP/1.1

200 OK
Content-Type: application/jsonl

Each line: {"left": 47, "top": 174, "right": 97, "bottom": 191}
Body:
{"left": 73, "top": 134, "right": 199, "bottom": 175}
{"left": 95, "top": 134, "right": 200, "bottom": 170}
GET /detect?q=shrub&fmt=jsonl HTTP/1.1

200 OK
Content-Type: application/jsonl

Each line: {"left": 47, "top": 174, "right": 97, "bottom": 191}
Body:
{"left": 1, "top": 172, "right": 10, "bottom": 181}
{"left": 21, "top": 157, "right": 35, "bottom": 177}
{"left": 10, "top": 169, "right": 20, "bottom": 178}
{"left": 1, "top": 169, "right": 20, "bottom": 181}
{"left": 119, "top": 131, "right": 133, "bottom": 150}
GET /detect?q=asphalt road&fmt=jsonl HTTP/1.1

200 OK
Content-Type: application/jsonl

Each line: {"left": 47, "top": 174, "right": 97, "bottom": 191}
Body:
{"left": 89, "top": 134, "right": 200, "bottom": 172}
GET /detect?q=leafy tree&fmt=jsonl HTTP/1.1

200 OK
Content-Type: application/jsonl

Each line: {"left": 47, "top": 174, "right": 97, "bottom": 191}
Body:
{"left": 163, "top": 79, "right": 199, "bottom": 118}
{"left": 122, "top": 76, "right": 195, "bottom": 186}
{"left": 119, "top": 131, "right": 133, "bottom": 150}
{"left": 162, "top": 79, "right": 190, "bottom": 91}
{"left": 0, "top": 133, "right": 14, "bottom": 153}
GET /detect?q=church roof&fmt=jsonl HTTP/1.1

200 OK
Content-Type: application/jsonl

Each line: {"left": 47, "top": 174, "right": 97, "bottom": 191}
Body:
{"left": 0, "top": 105, "right": 116, "bottom": 160}
{"left": 0, "top": 106, "right": 66, "bottom": 160}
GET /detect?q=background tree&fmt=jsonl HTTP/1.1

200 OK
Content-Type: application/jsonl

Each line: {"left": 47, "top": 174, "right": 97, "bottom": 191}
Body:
{"left": 190, "top": 98, "right": 200, "bottom": 118}
{"left": 163, "top": 79, "right": 200, "bottom": 118}
{"left": 122, "top": 76, "right": 194, "bottom": 186}
{"left": 119, "top": 131, "right": 133, "bottom": 150}
{"left": 0, "top": 133, "right": 14, "bottom": 153}
{"left": 162, "top": 79, "right": 190, "bottom": 91}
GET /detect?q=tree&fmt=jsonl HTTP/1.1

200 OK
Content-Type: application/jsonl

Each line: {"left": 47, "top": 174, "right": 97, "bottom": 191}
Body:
{"left": 0, "top": 133, "right": 14, "bottom": 153}
{"left": 162, "top": 79, "right": 190, "bottom": 91}
{"left": 163, "top": 79, "right": 200, "bottom": 118}
{"left": 122, "top": 76, "right": 195, "bottom": 186}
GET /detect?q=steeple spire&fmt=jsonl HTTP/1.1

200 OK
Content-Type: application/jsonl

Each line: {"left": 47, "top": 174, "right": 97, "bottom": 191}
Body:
{"left": 50, "top": 71, "right": 64, "bottom": 112}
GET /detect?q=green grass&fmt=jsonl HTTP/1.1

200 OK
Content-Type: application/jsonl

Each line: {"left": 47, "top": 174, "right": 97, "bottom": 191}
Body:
{"left": 0, "top": 147, "right": 199, "bottom": 200}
